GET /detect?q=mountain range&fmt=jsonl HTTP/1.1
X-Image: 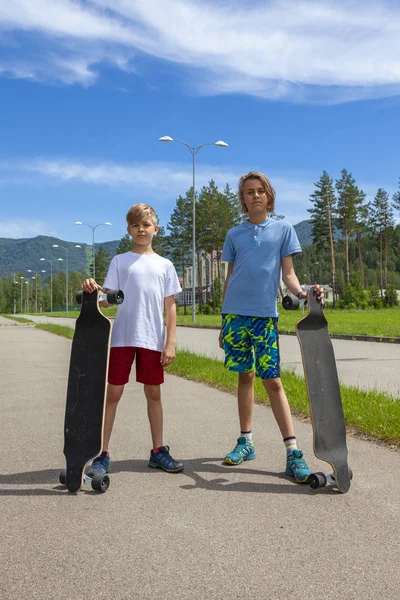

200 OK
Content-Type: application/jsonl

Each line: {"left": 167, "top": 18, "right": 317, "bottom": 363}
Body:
{"left": 0, "top": 220, "right": 313, "bottom": 278}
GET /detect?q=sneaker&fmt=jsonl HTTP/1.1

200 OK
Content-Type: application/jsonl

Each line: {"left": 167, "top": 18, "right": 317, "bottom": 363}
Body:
{"left": 285, "top": 449, "right": 311, "bottom": 483}
{"left": 148, "top": 446, "right": 184, "bottom": 473}
{"left": 224, "top": 436, "right": 256, "bottom": 465}
{"left": 87, "top": 451, "right": 110, "bottom": 477}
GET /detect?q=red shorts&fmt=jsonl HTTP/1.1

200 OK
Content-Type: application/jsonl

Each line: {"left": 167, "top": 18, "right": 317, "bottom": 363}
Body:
{"left": 108, "top": 347, "right": 164, "bottom": 386}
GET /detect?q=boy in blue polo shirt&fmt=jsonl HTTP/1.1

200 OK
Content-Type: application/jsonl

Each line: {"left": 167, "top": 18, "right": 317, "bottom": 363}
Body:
{"left": 219, "top": 171, "right": 324, "bottom": 483}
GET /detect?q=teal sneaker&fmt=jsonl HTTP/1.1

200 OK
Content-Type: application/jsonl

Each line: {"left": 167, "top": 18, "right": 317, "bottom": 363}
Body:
{"left": 224, "top": 436, "right": 256, "bottom": 465}
{"left": 87, "top": 451, "right": 110, "bottom": 477}
{"left": 286, "top": 449, "right": 311, "bottom": 483}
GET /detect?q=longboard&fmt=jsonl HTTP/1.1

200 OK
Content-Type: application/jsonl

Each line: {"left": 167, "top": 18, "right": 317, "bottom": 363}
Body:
{"left": 60, "top": 289, "right": 123, "bottom": 493}
{"left": 283, "top": 288, "right": 351, "bottom": 493}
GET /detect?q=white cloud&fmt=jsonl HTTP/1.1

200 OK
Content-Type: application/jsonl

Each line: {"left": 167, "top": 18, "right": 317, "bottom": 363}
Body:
{"left": 0, "top": 0, "right": 400, "bottom": 102}
{"left": 0, "top": 218, "right": 60, "bottom": 238}
{"left": 0, "top": 156, "right": 318, "bottom": 223}
{"left": 2, "top": 156, "right": 399, "bottom": 227}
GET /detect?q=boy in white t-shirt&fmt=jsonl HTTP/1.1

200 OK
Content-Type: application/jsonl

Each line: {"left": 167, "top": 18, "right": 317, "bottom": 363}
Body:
{"left": 82, "top": 203, "right": 183, "bottom": 474}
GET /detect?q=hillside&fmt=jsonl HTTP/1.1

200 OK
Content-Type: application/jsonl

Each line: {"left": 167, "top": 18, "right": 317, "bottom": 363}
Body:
{"left": 0, "top": 220, "right": 313, "bottom": 278}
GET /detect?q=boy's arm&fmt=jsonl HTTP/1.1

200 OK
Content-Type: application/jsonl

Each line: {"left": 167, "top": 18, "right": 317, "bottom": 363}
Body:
{"left": 281, "top": 256, "right": 324, "bottom": 303}
{"left": 218, "top": 262, "right": 234, "bottom": 348}
{"left": 281, "top": 256, "right": 305, "bottom": 298}
{"left": 161, "top": 295, "right": 177, "bottom": 366}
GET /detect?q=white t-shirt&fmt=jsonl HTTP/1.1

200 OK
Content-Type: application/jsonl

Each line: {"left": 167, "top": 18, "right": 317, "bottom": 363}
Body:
{"left": 103, "top": 252, "right": 182, "bottom": 352}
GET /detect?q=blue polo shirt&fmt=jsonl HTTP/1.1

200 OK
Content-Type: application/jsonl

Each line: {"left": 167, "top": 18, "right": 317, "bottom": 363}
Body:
{"left": 221, "top": 218, "right": 301, "bottom": 317}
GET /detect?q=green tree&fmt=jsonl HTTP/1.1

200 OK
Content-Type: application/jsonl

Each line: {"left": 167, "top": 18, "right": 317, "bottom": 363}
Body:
{"left": 167, "top": 191, "right": 193, "bottom": 315}
{"left": 90, "top": 246, "right": 111, "bottom": 285}
{"left": 309, "top": 171, "right": 338, "bottom": 303}
{"left": 335, "top": 169, "right": 366, "bottom": 284}
{"left": 392, "top": 178, "right": 400, "bottom": 216}
{"left": 116, "top": 234, "right": 132, "bottom": 255}
{"left": 369, "top": 188, "right": 394, "bottom": 295}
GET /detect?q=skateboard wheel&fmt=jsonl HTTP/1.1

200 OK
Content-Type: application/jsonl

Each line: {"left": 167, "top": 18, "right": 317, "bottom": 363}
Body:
{"left": 349, "top": 468, "right": 353, "bottom": 480}
{"left": 59, "top": 470, "right": 66, "bottom": 486}
{"left": 106, "top": 290, "right": 124, "bottom": 305}
{"left": 76, "top": 291, "right": 83, "bottom": 305}
{"left": 282, "top": 295, "right": 300, "bottom": 311}
{"left": 307, "top": 471, "right": 327, "bottom": 489}
{"left": 91, "top": 474, "right": 110, "bottom": 493}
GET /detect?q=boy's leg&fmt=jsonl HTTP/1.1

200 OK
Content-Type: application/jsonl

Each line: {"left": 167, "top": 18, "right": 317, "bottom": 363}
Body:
{"left": 103, "top": 383, "right": 125, "bottom": 450}
{"left": 238, "top": 371, "right": 255, "bottom": 433}
{"left": 88, "top": 347, "right": 133, "bottom": 476}
{"left": 87, "top": 383, "right": 124, "bottom": 476}
{"left": 136, "top": 348, "right": 183, "bottom": 473}
{"left": 254, "top": 318, "right": 311, "bottom": 483}
{"left": 144, "top": 384, "right": 163, "bottom": 449}
{"left": 221, "top": 315, "right": 256, "bottom": 464}
{"left": 262, "top": 377, "right": 294, "bottom": 439}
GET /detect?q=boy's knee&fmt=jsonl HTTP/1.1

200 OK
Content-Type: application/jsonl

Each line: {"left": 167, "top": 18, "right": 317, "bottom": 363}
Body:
{"left": 107, "top": 384, "right": 124, "bottom": 405}
{"left": 263, "top": 377, "right": 282, "bottom": 393}
{"left": 144, "top": 384, "right": 161, "bottom": 401}
{"left": 239, "top": 371, "right": 256, "bottom": 384}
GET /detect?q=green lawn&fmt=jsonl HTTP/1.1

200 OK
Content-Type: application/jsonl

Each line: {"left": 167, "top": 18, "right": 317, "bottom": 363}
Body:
{"left": 175, "top": 306, "right": 400, "bottom": 338}
{"left": 1, "top": 315, "right": 34, "bottom": 324}
{"left": 20, "top": 304, "right": 400, "bottom": 338}
{"left": 35, "top": 324, "right": 400, "bottom": 448}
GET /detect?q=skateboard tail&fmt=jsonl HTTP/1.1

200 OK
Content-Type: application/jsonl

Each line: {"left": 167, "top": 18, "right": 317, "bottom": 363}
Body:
{"left": 65, "top": 461, "right": 86, "bottom": 493}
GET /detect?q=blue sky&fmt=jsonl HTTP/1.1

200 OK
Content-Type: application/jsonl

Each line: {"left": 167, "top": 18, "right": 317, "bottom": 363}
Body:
{"left": 1, "top": 0, "right": 400, "bottom": 245}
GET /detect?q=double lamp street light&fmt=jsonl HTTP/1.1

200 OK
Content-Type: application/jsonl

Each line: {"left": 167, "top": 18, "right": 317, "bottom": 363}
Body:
{"left": 75, "top": 221, "right": 112, "bottom": 280}
{"left": 159, "top": 136, "right": 229, "bottom": 322}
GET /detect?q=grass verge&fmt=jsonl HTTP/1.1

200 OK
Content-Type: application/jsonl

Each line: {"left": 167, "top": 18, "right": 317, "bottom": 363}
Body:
{"left": 36, "top": 323, "right": 74, "bottom": 339}
{"left": 36, "top": 323, "right": 400, "bottom": 448}
{"left": 2, "top": 315, "right": 34, "bottom": 324}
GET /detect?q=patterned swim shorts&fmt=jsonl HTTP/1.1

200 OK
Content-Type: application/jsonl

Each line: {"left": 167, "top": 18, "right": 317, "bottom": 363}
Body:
{"left": 221, "top": 314, "right": 280, "bottom": 379}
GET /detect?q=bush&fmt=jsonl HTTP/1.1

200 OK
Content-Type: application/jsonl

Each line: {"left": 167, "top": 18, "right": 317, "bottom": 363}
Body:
{"left": 199, "top": 304, "right": 212, "bottom": 314}
{"left": 384, "top": 284, "right": 399, "bottom": 307}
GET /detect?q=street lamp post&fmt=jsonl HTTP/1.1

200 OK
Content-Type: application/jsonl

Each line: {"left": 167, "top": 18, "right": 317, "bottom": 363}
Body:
{"left": 27, "top": 270, "right": 38, "bottom": 313}
{"left": 25, "top": 280, "right": 29, "bottom": 313}
{"left": 40, "top": 258, "right": 53, "bottom": 314}
{"left": 159, "top": 136, "right": 228, "bottom": 322}
{"left": 53, "top": 245, "right": 69, "bottom": 316}
{"left": 19, "top": 276, "right": 24, "bottom": 313}
{"left": 74, "top": 222, "right": 112, "bottom": 280}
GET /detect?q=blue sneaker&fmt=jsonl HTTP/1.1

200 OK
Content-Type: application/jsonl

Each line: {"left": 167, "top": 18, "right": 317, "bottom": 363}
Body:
{"left": 87, "top": 451, "right": 110, "bottom": 477}
{"left": 286, "top": 449, "right": 311, "bottom": 483}
{"left": 224, "top": 436, "right": 256, "bottom": 465}
{"left": 148, "top": 446, "right": 184, "bottom": 473}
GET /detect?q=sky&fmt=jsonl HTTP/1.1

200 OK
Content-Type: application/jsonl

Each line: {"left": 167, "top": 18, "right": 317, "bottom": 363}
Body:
{"left": 1, "top": 0, "right": 400, "bottom": 246}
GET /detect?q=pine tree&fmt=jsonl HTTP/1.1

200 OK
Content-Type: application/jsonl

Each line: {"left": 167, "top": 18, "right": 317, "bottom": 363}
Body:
{"left": 116, "top": 234, "right": 132, "bottom": 255}
{"left": 335, "top": 169, "right": 365, "bottom": 284}
{"left": 368, "top": 188, "right": 394, "bottom": 295}
{"left": 308, "top": 171, "right": 337, "bottom": 302}
{"left": 92, "top": 246, "right": 111, "bottom": 285}
{"left": 167, "top": 192, "right": 193, "bottom": 315}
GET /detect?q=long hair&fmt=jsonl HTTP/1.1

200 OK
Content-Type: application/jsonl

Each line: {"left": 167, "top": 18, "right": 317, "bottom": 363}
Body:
{"left": 238, "top": 171, "right": 276, "bottom": 213}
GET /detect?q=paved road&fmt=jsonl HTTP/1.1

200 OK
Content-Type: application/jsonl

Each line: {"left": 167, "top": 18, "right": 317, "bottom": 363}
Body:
{"left": 16, "top": 314, "right": 400, "bottom": 397}
{"left": 1, "top": 316, "right": 399, "bottom": 599}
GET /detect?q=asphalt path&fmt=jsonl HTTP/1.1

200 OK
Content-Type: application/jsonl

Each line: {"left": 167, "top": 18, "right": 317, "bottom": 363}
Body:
{"left": 16, "top": 314, "right": 400, "bottom": 397}
{"left": 1, "top": 316, "right": 399, "bottom": 599}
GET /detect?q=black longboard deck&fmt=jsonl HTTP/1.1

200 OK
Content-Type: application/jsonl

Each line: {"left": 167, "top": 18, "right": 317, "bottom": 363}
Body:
{"left": 63, "top": 291, "right": 111, "bottom": 493}
{"left": 296, "top": 287, "right": 350, "bottom": 493}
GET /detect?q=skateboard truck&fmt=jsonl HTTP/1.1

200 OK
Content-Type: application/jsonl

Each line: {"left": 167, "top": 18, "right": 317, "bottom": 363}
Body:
{"left": 76, "top": 289, "right": 124, "bottom": 305}
{"left": 282, "top": 294, "right": 303, "bottom": 310}
{"left": 308, "top": 468, "right": 353, "bottom": 490}
{"left": 59, "top": 469, "right": 110, "bottom": 493}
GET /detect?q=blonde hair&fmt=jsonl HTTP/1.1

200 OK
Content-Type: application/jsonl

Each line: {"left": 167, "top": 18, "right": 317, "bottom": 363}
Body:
{"left": 238, "top": 171, "right": 276, "bottom": 213}
{"left": 126, "top": 203, "right": 158, "bottom": 227}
